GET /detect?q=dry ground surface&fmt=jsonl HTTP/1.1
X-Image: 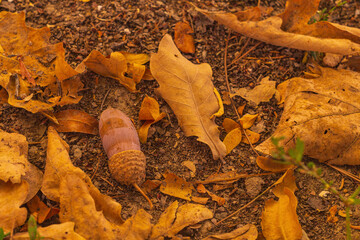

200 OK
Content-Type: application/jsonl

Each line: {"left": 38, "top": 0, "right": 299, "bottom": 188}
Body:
{"left": 0, "top": 0, "right": 359, "bottom": 239}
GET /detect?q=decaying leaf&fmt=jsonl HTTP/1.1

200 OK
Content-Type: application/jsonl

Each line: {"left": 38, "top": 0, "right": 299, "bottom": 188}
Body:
{"left": 27, "top": 195, "right": 59, "bottom": 224}
{"left": 82, "top": 50, "right": 149, "bottom": 91}
{"left": 42, "top": 127, "right": 124, "bottom": 228}
{"left": 0, "top": 180, "right": 28, "bottom": 233}
{"left": 160, "top": 172, "right": 193, "bottom": 201}
{"left": 261, "top": 168, "right": 302, "bottom": 240}
{"left": 13, "top": 222, "right": 85, "bottom": 240}
{"left": 194, "top": 1, "right": 360, "bottom": 55}
{"left": 0, "top": 12, "right": 83, "bottom": 113}
{"left": 0, "top": 130, "right": 42, "bottom": 202}
{"left": 52, "top": 109, "right": 98, "bottom": 135}
{"left": 182, "top": 160, "right": 196, "bottom": 177}
{"left": 150, "top": 34, "right": 226, "bottom": 160}
{"left": 231, "top": 77, "right": 276, "bottom": 105}
{"left": 174, "top": 22, "right": 195, "bottom": 54}
{"left": 256, "top": 67, "right": 360, "bottom": 165}
{"left": 203, "top": 224, "right": 258, "bottom": 240}
{"left": 196, "top": 184, "right": 226, "bottom": 206}
{"left": 197, "top": 171, "right": 251, "bottom": 185}
{"left": 256, "top": 156, "right": 292, "bottom": 172}
{"left": 138, "top": 96, "right": 166, "bottom": 143}
{"left": 223, "top": 127, "right": 242, "bottom": 154}
{"left": 150, "top": 201, "right": 213, "bottom": 239}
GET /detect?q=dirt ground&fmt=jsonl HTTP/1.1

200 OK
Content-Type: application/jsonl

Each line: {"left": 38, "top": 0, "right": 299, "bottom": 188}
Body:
{"left": 1, "top": 0, "right": 360, "bottom": 239}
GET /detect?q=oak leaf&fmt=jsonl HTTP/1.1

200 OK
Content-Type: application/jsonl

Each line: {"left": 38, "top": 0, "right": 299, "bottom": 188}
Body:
{"left": 256, "top": 67, "right": 360, "bottom": 165}
{"left": 150, "top": 34, "right": 226, "bottom": 160}
{"left": 194, "top": 1, "right": 360, "bottom": 55}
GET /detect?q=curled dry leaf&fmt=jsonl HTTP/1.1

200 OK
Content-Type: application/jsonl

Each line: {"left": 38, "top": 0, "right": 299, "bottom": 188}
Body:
{"left": 13, "top": 222, "right": 85, "bottom": 240}
{"left": 150, "top": 201, "right": 213, "bottom": 239}
{"left": 256, "top": 156, "right": 292, "bottom": 172}
{"left": 197, "top": 171, "right": 250, "bottom": 185}
{"left": 82, "top": 50, "right": 149, "bottom": 92}
{"left": 160, "top": 172, "right": 193, "bottom": 201}
{"left": 0, "top": 181, "right": 28, "bottom": 233}
{"left": 53, "top": 109, "right": 98, "bottom": 135}
{"left": 42, "top": 127, "right": 124, "bottom": 227}
{"left": 261, "top": 168, "right": 302, "bottom": 240}
{"left": 138, "top": 96, "right": 166, "bottom": 143}
{"left": 203, "top": 224, "right": 258, "bottom": 240}
{"left": 256, "top": 67, "right": 360, "bottom": 165}
{"left": 27, "top": 195, "right": 59, "bottom": 224}
{"left": 0, "top": 12, "right": 82, "bottom": 113}
{"left": 150, "top": 34, "right": 226, "bottom": 160}
{"left": 194, "top": 1, "right": 360, "bottom": 55}
{"left": 174, "top": 22, "right": 195, "bottom": 54}
{"left": 231, "top": 77, "right": 276, "bottom": 106}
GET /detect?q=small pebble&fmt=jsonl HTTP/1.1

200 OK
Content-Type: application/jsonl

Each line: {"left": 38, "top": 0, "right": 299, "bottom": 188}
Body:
{"left": 73, "top": 148, "right": 82, "bottom": 159}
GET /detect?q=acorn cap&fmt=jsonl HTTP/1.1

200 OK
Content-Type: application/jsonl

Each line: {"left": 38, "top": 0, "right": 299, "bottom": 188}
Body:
{"left": 108, "top": 150, "right": 146, "bottom": 185}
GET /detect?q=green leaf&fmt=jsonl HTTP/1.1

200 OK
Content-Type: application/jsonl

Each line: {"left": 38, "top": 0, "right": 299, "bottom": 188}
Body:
{"left": 0, "top": 228, "right": 10, "bottom": 240}
{"left": 28, "top": 215, "right": 38, "bottom": 240}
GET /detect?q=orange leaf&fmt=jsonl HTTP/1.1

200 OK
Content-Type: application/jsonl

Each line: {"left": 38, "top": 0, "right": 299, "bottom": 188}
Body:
{"left": 223, "top": 127, "right": 242, "bottom": 154}
{"left": 242, "top": 129, "right": 260, "bottom": 144}
{"left": 197, "top": 184, "right": 207, "bottom": 194}
{"left": 27, "top": 195, "right": 59, "bottom": 223}
{"left": 160, "top": 172, "right": 193, "bottom": 201}
{"left": 174, "top": 22, "right": 195, "bottom": 54}
{"left": 191, "top": 196, "right": 209, "bottom": 205}
{"left": 139, "top": 96, "right": 162, "bottom": 121}
{"left": 222, "top": 118, "right": 240, "bottom": 133}
{"left": 256, "top": 156, "right": 292, "bottom": 172}
{"left": 327, "top": 205, "right": 339, "bottom": 223}
{"left": 53, "top": 109, "right": 98, "bottom": 135}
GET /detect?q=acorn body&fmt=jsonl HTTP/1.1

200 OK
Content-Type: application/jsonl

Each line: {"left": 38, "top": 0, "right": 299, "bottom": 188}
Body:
{"left": 99, "top": 107, "right": 146, "bottom": 186}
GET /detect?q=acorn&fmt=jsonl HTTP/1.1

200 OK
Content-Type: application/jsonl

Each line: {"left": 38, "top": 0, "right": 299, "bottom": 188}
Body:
{"left": 99, "top": 107, "right": 152, "bottom": 208}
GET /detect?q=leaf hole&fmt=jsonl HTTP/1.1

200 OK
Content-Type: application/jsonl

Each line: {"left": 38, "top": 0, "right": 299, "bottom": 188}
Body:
{"left": 174, "top": 54, "right": 179, "bottom": 58}
{"left": 342, "top": 89, "right": 345, "bottom": 91}
{"left": 324, "top": 129, "right": 328, "bottom": 134}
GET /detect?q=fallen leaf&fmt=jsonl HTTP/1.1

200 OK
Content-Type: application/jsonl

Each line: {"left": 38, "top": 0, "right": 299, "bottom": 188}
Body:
{"left": 261, "top": 168, "right": 302, "bottom": 240}
{"left": 83, "top": 50, "right": 148, "bottom": 92}
{"left": 240, "top": 114, "right": 259, "bottom": 129}
{"left": 142, "top": 179, "right": 161, "bottom": 194}
{"left": 13, "top": 222, "right": 85, "bottom": 240}
{"left": 0, "top": 180, "right": 28, "bottom": 233}
{"left": 197, "top": 184, "right": 207, "bottom": 194}
{"left": 348, "top": 56, "right": 360, "bottom": 71}
{"left": 222, "top": 118, "right": 240, "bottom": 133}
{"left": 197, "top": 171, "right": 250, "bottom": 185}
{"left": 52, "top": 109, "right": 98, "bottom": 135}
{"left": 191, "top": 196, "right": 209, "bottom": 204}
{"left": 150, "top": 201, "right": 213, "bottom": 239}
{"left": 194, "top": 2, "right": 360, "bottom": 55}
{"left": 42, "top": 127, "right": 124, "bottom": 227}
{"left": 150, "top": 34, "right": 226, "bottom": 160}
{"left": 327, "top": 205, "right": 339, "bottom": 223}
{"left": 160, "top": 172, "right": 193, "bottom": 201}
{"left": 138, "top": 96, "right": 166, "bottom": 143}
{"left": 256, "top": 67, "right": 360, "bottom": 165}
{"left": 206, "top": 190, "right": 226, "bottom": 206}
{"left": 256, "top": 156, "right": 292, "bottom": 172}
{"left": 203, "top": 224, "right": 258, "bottom": 240}
{"left": 174, "top": 22, "right": 195, "bottom": 54}
{"left": 237, "top": 104, "right": 246, "bottom": 116}
{"left": 211, "top": 88, "right": 224, "bottom": 119}
{"left": 223, "top": 127, "right": 242, "bottom": 154}
{"left": 241, "top": 129, "right": 260, "bottom": 144}
{"left": 0, "top": 130, "right": 43, "bottom": 202}
{"left": 27, "top": 195, "right": 59, "bottom": 224}
{"left": 182, "top": 160, "right": 196, "bottom": 177}
{"left": 0, "top": 12, "right": 82, "bottom": 113}
{"left": 231, "top": 77, "right": 276, "bottom": 105}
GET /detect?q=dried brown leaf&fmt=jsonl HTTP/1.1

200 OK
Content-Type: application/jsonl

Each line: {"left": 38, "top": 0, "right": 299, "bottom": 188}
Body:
{"left": 174, "top": 22, "right": 195, "bottom": 54}
{"left": 160, "top": 172, "right": 193, "bottom": 201}
{"left": 53, "top": 109, "right": 98, "bottom": 135}
{"left": 203, "top": 224, "right": 258, "bottom": 240}
{"left": 150, "top": 34, "right": 226, "bottom": 160}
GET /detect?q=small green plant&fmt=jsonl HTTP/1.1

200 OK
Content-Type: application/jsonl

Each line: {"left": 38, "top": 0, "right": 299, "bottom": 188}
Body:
{"left": 309, "top": 1, "right": 347, "bottom": 24}
{"left": 271, "top": 137, "right": 360, "bottom": 240}
{"left": 0, "top": 228, "right": 10, "bottom": 240}
{"left": 28, "top": 215, "right": 42, "bottom": 240}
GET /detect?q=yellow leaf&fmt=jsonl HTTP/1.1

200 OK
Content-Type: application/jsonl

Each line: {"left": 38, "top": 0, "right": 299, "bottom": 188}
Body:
{"left": 182, "top": 160, "right": 196, "bottom": 177}
{"left": 121, "top": 52, "right": 150, "bottom": 65}
{"left": 223, "top": 127, "right": 242, "bottom": 154}
{"left": 160, "top": 172, "right": 193, "bottom": 201}
{"left": 174, "top": 22, "right": 195, "bottom": 54}
{"left": 222, "top": 118, "right": 240, "bottom": 133}
{"left": 53, "top": 109, "right": 98, "bottom": 135}
{"left": 203, "top": 224, "right": 258, "bottom": 240}
{"left": 242, "top": 129, "right": 260, "bottom": 144}
{"left": 261, "top": 169, "right": 302, "bottom": 240}
{"left": 240, "top": 114, "right": 259, "bottom": 129}
{"left": 256, "top": 156, "right": 292, "bottom": 172}
{"left": 150, "top": 34, "right": 226, "bottom": 160}
{"left": 13, "top": 222, "right": 85, "bottom": 240}
{"left": 210, "top": 87, "right": 224, "bottom": 119}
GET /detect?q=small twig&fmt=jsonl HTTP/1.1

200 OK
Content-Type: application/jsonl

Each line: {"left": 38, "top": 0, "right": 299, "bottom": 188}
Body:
{"left": 133, "top": 183, "right": 154, "bottom": 209}
{"left": 100, "top": 89, "right": 111, "bottom": 110}
{"left": 91, "top": 159, "right": 101, "bottom": 180}
{"left": 327, "top": 164, "right": 360, "bottom": 182}
{"left": 100, "top": 176, "right": 115, "bottom": 187}
{"left": 224, "top": 32, "right": 259, "bottom": 157}
{"left": 216, "top": 182, "right": 275, "bottom": 225}
{"left": 229, "top": 41, "right": 262, "bottom": 67}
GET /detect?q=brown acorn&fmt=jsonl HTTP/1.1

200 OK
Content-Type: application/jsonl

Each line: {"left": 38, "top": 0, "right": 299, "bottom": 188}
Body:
{"left": 99, "top": 107, "right": 152, "bottom": 208}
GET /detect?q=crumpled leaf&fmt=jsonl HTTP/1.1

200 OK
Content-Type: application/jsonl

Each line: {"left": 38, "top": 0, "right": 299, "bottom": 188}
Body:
{"left": 256, "top": 67, "right": 360, "bottom": 165}
{"left": 150, "top": 201, "right": 213, "bottom": 239}
{"left": 0, "top": 130, "right": 42, "bottom": 202}
{"left": 194, "top": 1, "right": 360, "bottom": 55}
{"left": 0, "top": 180, "right": 28, "bottom": 233}
{"left": 150, "top": 34, "right": 226, "bottom": 160}
{"left": 203, "top": 224, "right": 258, "bottom": 240}
{"left": 182, "top": 160, "right": 196, "bottom": 177}
{"left": 160, "top": 172, "right": 193, "bottom": 201}
{"left": 52, "top": 109, "right": 98, "bottom": 135}
{"left": 261, "top": 168, "right": 302, "bottom": 240}
{"left": 0, "top": 12, "right": 82, "bottom": 113}
{"left": 42, "top": 126, "right": 124, "bottom": 227}
{"left": 59, "top": 174, "right": 152, "bottom": 240}
{"left": 138, "top": 96, "right": 166, "bottom": 143}
{"left": 231, "top": 77, "right": 276, "bottom": 105}
{"left": 174, "top": 22, "right": 195, "bottom": 54}
{"left": 82, "top": 50, "right": 148, "bottom": 92}
{"left": 27, "top": 195, "right": 59, "bottom": 224}
{"left": 197, "top": 184, "right": 226, "bottom": 206}
{"left": 13, "top": 222, "right": 85, "bottom": 240}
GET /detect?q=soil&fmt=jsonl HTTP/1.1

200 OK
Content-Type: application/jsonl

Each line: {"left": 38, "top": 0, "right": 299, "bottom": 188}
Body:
{"left": 0, "top": 0, "right": 359, "bottom": 239}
